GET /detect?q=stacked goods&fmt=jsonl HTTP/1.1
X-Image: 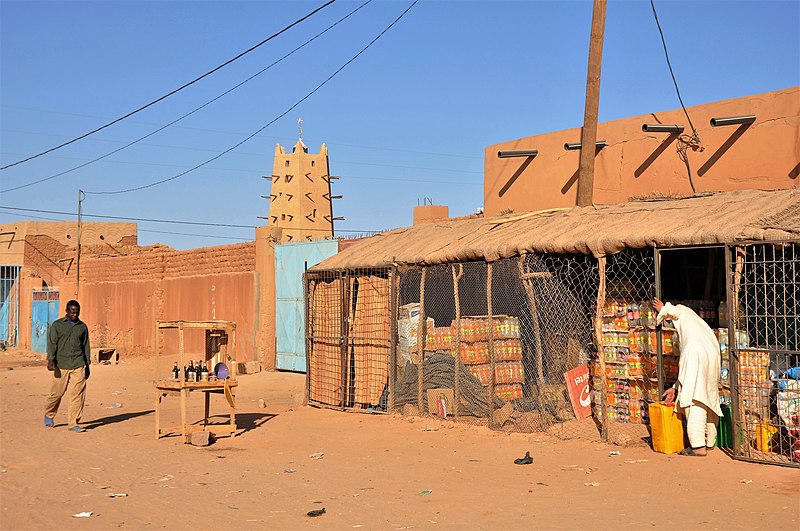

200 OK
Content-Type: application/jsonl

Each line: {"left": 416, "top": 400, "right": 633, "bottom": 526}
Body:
{"left": 494, "top": 383, "right": 524, "bottom": 401}
{"left": 453, "top": 316, "right": 520, "bottom": 342}
{"left": 454, "top": 315, "right": 524, "bottom": 401}
{"left": 738, "top": 350, "right": 771, "bottom": 411}
{"left": 593, "top": 298, "right": 678, "bottom": 425}
{"left": 467, "top": 361, "right": 526, "bottom": 386}
{"left": 456, "top": 339, "right": 523, "bottom": 365}
{"left": 425, "top": 327, "right": 453, "bottom": 352}
{"left": 398, "top": 303, "right": 434, "bottom": 363}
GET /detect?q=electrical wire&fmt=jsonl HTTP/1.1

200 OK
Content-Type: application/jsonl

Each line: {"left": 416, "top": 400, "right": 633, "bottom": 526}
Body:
{"left": 0, "top": 0, "right": 337, "bottom": 171}
{"left": 0, "top": 205, "right": 377, "bottom": 233}
{"left": 2, "top": 109, "right": 481, "bottom": 160}
{"left": 138, "top": 228, "right": 252, "bottom": 241}
{"left": 84, "top": 0, "right": 419, "bottom": 196}
{"left": 649, "top": 0, "right": 699, "bottom": 140}
{"left": 1, "top": 148, "right": 480, "bottom": 176}
{"left": 1, "top": 0, "right": 373, "bottom": 194}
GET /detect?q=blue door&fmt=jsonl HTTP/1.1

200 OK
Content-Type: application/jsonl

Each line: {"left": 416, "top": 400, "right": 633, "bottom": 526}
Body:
{"left": 31, "top": 291, "right": 59, "bottom": 353}
{"left": 275, "top": 241, "right": 338, "bottom": 372}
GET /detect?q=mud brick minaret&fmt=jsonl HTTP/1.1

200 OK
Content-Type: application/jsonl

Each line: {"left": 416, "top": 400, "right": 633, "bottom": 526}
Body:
{"left": 266, "top": 136, "right": 335, "bottom": 243}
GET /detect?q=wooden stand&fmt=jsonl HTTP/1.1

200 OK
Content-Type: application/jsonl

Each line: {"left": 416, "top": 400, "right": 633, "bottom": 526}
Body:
{"left": 154, "top": 320, "right": 238, "bottom": 440}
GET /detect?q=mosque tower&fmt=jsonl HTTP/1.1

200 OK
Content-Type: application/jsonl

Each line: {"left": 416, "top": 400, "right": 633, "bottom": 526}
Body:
{"left": 265, "top": 120, "right": 337, "bottom": 243}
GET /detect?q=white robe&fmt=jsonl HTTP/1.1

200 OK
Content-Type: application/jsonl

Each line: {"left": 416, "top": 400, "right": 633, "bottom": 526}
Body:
{"left": 656, "top": 302, "right": 723, "bottom": 417}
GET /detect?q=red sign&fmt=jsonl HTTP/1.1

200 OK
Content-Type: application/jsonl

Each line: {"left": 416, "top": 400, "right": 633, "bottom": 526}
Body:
{"left": 564, "top": 364, "right": 592, "bottom": 420}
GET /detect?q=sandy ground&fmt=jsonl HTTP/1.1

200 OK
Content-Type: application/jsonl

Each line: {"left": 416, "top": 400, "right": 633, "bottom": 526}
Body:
{"left": 0, "top": 351, "right": 798, "bottom": 530}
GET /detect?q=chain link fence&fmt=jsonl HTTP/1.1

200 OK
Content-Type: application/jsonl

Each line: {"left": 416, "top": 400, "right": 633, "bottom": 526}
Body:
{"left": 306, "top": 268, "right": 391, "bottom": 411}
{"left": 595, "top": 249, "right": 659, "bottom": 444}
{"left": 392, "top": 254, "right": 600, "bottom": 439}
{"left": 731, "top": 242, "right": 800, "bottom": 467}
{"left": 305, "top": 243, "right": 799, "bottom": 456}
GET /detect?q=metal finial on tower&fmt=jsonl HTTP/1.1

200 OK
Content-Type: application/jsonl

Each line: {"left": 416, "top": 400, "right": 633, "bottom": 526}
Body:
{"left": 297, "top": 118, "right": 303, "bottom": 140}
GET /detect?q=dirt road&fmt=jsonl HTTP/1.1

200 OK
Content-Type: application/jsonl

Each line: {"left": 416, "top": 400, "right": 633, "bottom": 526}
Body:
{"left": 1, "top": 354, "right": 797, "bottom": 530}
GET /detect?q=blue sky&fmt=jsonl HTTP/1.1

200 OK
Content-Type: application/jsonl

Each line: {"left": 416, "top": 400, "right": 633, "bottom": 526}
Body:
{"left": 1, "top": 0, "right": 798, "bottom": 249}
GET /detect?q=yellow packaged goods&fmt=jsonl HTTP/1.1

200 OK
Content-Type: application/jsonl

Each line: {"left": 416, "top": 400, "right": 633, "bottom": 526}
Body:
{"left": 494, "top": 383, "right": 523, "bottom": 401}
{"left": 756, "top": 420, "right": 778, "bottom": 452}
{"left": 648, "top": 402, "right": 685, "bottom": 454}
{"left": 467, "top": 361, "right": 525, "bottom": 386}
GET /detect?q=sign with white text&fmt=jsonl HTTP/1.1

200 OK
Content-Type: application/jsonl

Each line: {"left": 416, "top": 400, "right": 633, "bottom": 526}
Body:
{"left": 564, "top": 364, "right": 592, "bottom": 420}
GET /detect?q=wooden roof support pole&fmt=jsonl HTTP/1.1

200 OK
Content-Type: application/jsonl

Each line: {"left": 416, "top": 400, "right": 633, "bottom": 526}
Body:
{"left": 594, "top": 255, "right": 609, "bottom": 441}
{"left": 577, "top": 0, "right": 607, "bottom": 207}
{"left": 416, "top": 267, "right": 427, "bottom": 414}
{"left": 487, "top": 262, "right": 496, "bottom": 428}
{"left": 517, "top": 257, "right": 546, "bottom": 413}
{"left": 451, "top": 264, "right": 464, "bottom": 418}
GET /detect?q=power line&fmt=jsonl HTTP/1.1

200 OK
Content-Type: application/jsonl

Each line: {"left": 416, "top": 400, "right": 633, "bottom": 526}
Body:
{"left": 1, "top": 0, "right": 373, "bottom": 194}
{"left": 0, "top": 150, "right": 481, "bottom": 183}
{"left": 138, "top": 228, "right": 251, "bottom": 241}
{"left": 0, "top": 205, "right": 377, "bottom": 233}
{"left": 0, "top": 0, "right": 337, "bottom": 171}
{"left": 84, "top": 0, "right": 419, "bottom": 196}
{"left": 0, "top": 208, "right": 253, "bottom": 241}
{"left": 2, "top": 109, "right": 481, "bottom": 160}
{"left": 649, "top": 0, "right": 699, "bottom": 139}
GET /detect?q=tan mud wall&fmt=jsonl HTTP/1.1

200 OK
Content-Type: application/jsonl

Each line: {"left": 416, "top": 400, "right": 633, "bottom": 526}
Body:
{"left": 73, "top": 243, "right": 257, "bottom": 361}
{"left": 484, "top": 87, "right": 800, "bottom": 215}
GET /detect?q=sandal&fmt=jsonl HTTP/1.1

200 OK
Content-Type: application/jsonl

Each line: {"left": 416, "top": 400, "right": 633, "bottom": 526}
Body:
{"left": 677, "top": 448, "right": 706, "bottom": 457}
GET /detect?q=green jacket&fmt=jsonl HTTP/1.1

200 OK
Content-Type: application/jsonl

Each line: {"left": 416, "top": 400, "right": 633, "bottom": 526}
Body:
{"left": 47, "top": 317, "right": 90, "bottom": 370}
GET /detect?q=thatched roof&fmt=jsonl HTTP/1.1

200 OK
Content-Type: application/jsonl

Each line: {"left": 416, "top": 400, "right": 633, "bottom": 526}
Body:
{"left": 314, "top": 188, "right": 800, "bottom": 270}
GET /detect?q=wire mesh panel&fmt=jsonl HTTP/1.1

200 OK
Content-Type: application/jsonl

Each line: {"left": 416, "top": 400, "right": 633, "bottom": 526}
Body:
{"left": 347, "top": 269, "right": 391, "bottom": 410}
{"left": 306, "top": 271, "right": 345, "bottom": 408}
{"left": 392, "top": 255, "right": 601, "bottom": 439}
{"left": 730, "top": 242, "right": 800, "bottom": 467}
{"left": 306, "top": 268, "right": 392, "bottom": 410}
{"left": 594, "top": 249, "right": 658, "bottom": 444}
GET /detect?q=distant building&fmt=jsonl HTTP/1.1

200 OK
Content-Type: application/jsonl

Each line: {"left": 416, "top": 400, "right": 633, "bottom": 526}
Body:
{"left": 267, "top": 140, "right": 335, "bottom": 243}
{"left": 484, "top": 87, "right": 799, "bottom": 215}
{"left": 0, "top": 221, "right": 137, "bottom": 350}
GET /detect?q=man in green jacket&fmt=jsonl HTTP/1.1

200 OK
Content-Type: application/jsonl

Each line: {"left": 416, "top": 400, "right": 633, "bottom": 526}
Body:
{"left": 44, "top": 300, "right": 90, "bottom": 432}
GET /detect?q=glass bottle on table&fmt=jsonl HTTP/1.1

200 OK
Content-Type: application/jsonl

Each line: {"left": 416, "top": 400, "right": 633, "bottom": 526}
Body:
{"left": 172, "top": 362, "right": 180, "bottom": 381}
{"left": 187, "top": 361, "right": 195, "bottom": 382}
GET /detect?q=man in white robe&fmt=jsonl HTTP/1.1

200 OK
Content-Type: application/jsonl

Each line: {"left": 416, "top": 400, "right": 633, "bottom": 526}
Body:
{"left": 655, "top": 299, "right": 723, "bottom": 456}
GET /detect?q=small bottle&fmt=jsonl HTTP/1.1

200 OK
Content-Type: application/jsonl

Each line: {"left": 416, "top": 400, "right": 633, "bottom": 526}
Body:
{"left": 187, "top": 361, "right": 195, "bottom": 382}
{"left": 200, "top": 362, "right": 209, "bottom": 382}
{"left": 172, "top": 362, "right": 180, "bottom": 381}
{"left": 196, "top": 361, "right": 203, "bottom": 382}
{"left": 718, "top": 300, "right": 728, "bottom": 326}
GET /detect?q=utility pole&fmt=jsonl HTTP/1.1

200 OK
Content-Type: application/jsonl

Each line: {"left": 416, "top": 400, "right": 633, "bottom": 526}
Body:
{"left": 76, "top": 189, "right": 84, "bottom": 298}
{"left": 576, "top": 0, "right": 607, "bottom": 207}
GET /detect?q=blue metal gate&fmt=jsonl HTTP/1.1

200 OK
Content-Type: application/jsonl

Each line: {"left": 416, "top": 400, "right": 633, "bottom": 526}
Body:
{"left": 275, "top": 240, "right": 338, "bottom": 372}
{"left": 31, "top": 290, "right": 60, "bottom": 353}
{"left": 1, "top": 266, "right": 21, "bottom": 346}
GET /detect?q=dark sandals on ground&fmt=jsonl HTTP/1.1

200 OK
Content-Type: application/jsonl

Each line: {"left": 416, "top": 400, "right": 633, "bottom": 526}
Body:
{"left": 677, "top": 447, "right": 707, "bottom": 457}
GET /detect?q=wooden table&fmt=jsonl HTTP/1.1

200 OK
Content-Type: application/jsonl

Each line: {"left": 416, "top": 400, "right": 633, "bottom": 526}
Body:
{"left": 154, "top": 379, "right": 238, "bottom": 439}
{"left": 153, "top": 320, "right": 239, "bottom": 440}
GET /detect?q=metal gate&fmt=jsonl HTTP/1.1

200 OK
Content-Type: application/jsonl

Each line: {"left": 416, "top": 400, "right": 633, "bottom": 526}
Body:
{"left": 728, "top": 241, "right": 799, "bottom": 467}
{"left": 1, "top": 266, "right": 21, "bottom": 347}
{"left": 31, "top": 290, "right": 60, "bottom": 353}
{"left": 275, "top": 240, "right": 338, "bottom": 372}
{"left": 305, "top": 268, "right": 392, "bottom": 410}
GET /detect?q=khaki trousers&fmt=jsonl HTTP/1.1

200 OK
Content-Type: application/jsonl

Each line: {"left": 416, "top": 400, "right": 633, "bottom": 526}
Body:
{"left": 44, "top": 367, "right": 87, "bottom": 427}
